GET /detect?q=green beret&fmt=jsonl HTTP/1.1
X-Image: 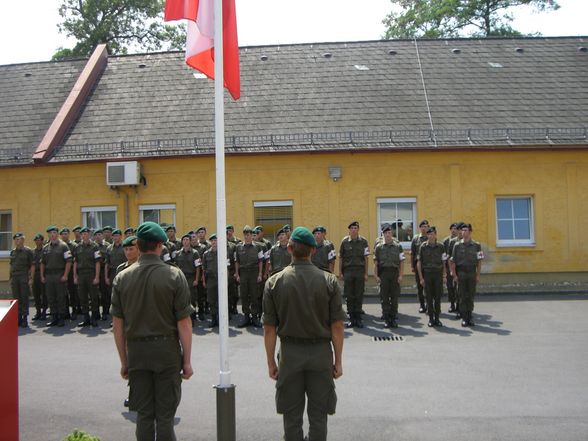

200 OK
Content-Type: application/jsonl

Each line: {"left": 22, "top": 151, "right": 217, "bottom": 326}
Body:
{"left": 136, "top": 221, "right": 167, "bottom": 242}
{"left": 72, "top": 225, "right": 81, "bottom": 232}
{"left": 124, "top": 227, "right": 135, "bottom": 234}
{"left": 243, "top": 225, "right": 253, "bottom": 233}
{"left": 196, "top": 226, "right": 206, "bottom": 233}
{"left": 33, "top": 233, "right": 44, "bottom": 241}
{"left": 290, "top": 227, "right": 317, "bottom": 248}
{"left": 80, "top": 227, "right": 91, "bottom": 233}
{"left": 122, "top": 236, "right": 137, "bottom": 247}
{"left": 102, "top": 226, "right": 113, "bottom": 232}
{"left": 112, "top": 229, "right": 122, "bottom": 235}
{"left": 312, "top": 225, "right": 326, "bottom": 234}
{"left": 60, "top": 228, "right": 70, "bottom": 234}
{"left": 13, "top": 232, "right": 24, "bottom": 239}
{"left": 46, "top": 225, "right": 58, "bottom": 233}
{"left": 209, "top": 233, "right": 217, "bottom": 240}
{"left": 94, "top": 228, "right": 103, "bottom": 234}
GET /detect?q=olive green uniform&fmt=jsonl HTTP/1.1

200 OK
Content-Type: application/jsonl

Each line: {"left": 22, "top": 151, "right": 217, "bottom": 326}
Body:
{"left": 9, "top": 245, "right": 34, "bottom": 317}
{"left": 268, "top": 243, "right": 292, "bottom": 275}
{"left": 32, "top": 246, "right": 47, "bottom": 317}
{"left": 192, "top": 241, "right": 209, "bottom": 316}
{"left": 263, "top": 261, "right": 346, "bottom": 441}
{"left": 110, "top": 254, "right": 193, "bottom": 441}
{"left": 374, "top": 240, "right": 405, "bottom": 321}
{"left": 450, "top": 239, "right": 484, "bottom": 321}
{"left": 63, "top": 240, "right": 79, "bottom": 317}
{"left": 202, "top": 245, "right": 235, "bottom": 319}
{"left": 95, "top": 240, "right": 109, "bottom": 317}
{"left": 311, "top": 240, "right": 336, "bottom": 272}
{"left": 73, "top": 241, "right": 101, "bottom": 317}
{"left": 417, "top": 241, "right": 446, "bottom": 320}
{"left": 447, "top": 236, "right": 461, "bottom": 310}
{"left": 106, "top": 242, "right": 126, "bottom": 316}
{"left": 339, "top": 235, "right": 369, "bottom": 316}
{"left": 236, "top": 242, "right": 264, "bottom": 316}
{"left": 42, "top": 240, "right": 72, "bottom": 317}
{"left": 175, "top": 247, "right": 201, "bottom": 313}
{"left": 411, "top": 234, "right": 428, "bottom": 309}
{"left": 443, "top": 235, "right": 458, "bottom": 306}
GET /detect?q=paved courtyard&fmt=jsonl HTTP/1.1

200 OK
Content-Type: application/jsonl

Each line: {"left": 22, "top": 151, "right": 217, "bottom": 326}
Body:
{"left": 17, "top": 293, "right": 588, "bottom": 441}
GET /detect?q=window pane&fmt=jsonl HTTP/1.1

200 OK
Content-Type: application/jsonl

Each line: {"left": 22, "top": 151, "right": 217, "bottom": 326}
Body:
{"left": 0, "top": 232, "right": 10, "bottom": 251}
{"left": 378, "top": 200, "right": 415, "bottom": 243}
{"left": 397, "top": 203, "right": 413, "bottom": 221}
{"left": 496, "top": 199, "right": 512, "bottom": 219}
{"left": 498, "top": 220, "right": 514, "bottom": 240}
{"left": 143, "top": 209, "right": 159, "bottom": 223}
{"left": 101, "top": 211, "right": 117, "bottom": 228}
{"left": 514, "top": 220, "right": 531, "bottom": 240}
{"left": 379, "top": 204, "right": 397, "bottom": 221}
{"left": 512, "top": 199, "right": 530, "bottom": 219}
{"left": 1, "top": 212, "right": 12, "bottom": 231}
{"left": 254, "top": 204, "right": 293, "bottom": 243}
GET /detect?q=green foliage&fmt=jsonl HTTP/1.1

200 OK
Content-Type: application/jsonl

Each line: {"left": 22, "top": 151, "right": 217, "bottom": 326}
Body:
{"left": 61, "top": 429, "right": 101, "bottom": 441}
{"left": 382, "top": 0, "right": 559, "bottom": 39}
{"left": 54, "top": 0, "right": 185, "bottom": 60}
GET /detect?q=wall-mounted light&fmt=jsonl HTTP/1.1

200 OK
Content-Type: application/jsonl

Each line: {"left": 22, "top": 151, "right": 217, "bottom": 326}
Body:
{"left": 329, "top": 166, "right": 342, "bottom": 182}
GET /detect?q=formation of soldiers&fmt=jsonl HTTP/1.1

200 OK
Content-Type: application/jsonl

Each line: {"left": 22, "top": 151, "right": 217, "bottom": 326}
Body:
{"left": 9, "top": 219, "right": 484, "bottom": 330}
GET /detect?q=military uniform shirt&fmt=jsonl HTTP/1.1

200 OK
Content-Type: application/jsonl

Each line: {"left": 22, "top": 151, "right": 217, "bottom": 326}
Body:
{"left": 450, "top": 240, "right": 484, "bottom": 269}
{"left": 175, "top": 248, "right": 201, "bottom": 277}
{"left": 312, "top": 240, "right": 336, "bottom": 271}
{"left": 203, "top": 245, "right": 235, "bottom": 277}
{"left": 106, "top": 243, "right": 126, "bottom": 271}
{"left": 339, "top": 236, "right": 369, "bottom": 268}
{"left": 374, "top": 240, "right": 405, "bottom": 268}
{"left": 33, "top": 247, "right": 43, "bottom": 272}
{"left": 417, "top": 241, "right": 446, "bottom": 271}
{"left": 269, "top": 244, "right": 292, "bottom": 274}
{"left": 73, "top": 241, "right": 101, "bottom": 271}
{"left": 42, "top": 240, "right": 73, "bottom": 271}
{"left": 410, "top": 234, "right": 428, "bottom": 267}
{"left": 263, "top": 261, "right": 347, "bottom": 339}
{"left": 236, "top": 242, "right": 264, "bottom": 270}
{"left": 10, "top": 246, "right": 34, "bottom": 276}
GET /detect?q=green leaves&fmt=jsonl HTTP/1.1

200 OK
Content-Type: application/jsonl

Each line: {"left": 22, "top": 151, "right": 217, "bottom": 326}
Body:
{"left": 382, "top": 0, "right": 560, "bottom": 39}
{"left": 61, "top": 429, "right": 101, "bottom": 441}
{"left": 54, "top": 0, "right": 184, "bottom": 59}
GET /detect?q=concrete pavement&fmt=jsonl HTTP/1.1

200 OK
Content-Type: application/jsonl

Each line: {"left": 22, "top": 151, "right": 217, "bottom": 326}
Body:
{"left": 17, "top": 294, "right": 588, "bottom": 441}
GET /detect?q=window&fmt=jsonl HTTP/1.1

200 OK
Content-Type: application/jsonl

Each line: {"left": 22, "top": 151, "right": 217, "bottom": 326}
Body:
{"left": 0, "top": 210, "right": 12, "bottom": 256}
{"left": 139, "top": 204, "right": 176, "bottom": 226}
{"left": 253, "top": 201, "right": 293, "bottom": 243}
{"left": 377, "top": 198, "right": 416, "bottom": 246}
{"left": 496, "top": 197, "right": 534, "bottom": 246}
{"left": 82, "top": 206, "right": 117, "bottom": 230}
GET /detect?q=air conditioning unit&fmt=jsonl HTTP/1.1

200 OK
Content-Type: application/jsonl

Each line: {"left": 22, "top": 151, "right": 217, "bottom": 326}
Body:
{"left": 106, "top": 161, "right": 141, "bottom": 186}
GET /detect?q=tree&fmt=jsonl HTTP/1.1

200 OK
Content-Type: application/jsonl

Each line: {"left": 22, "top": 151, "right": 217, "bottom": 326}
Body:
{"left": 53, "top": 0, "right": 185, "bottom": 60}
{"left": 382, "top": 0, "right": 559, "bottom": 39}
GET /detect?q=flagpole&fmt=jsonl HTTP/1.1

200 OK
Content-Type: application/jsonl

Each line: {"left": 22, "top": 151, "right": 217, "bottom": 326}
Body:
{"left": 213, "top": 0, "right": 236, "bottom": 440}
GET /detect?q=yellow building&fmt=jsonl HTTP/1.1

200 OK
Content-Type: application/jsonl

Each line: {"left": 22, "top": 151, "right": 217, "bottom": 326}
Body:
{"left": 1, "top": 37, "right": 587, "bottom": 287}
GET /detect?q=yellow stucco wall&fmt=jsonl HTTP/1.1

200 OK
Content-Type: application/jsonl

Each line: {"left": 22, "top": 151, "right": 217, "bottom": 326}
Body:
{"left": 1, "top": 149, "right": 587, "bottom": 281}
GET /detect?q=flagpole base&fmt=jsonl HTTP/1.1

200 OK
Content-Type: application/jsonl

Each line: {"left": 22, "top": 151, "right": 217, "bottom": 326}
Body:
{"left": 215, "top": 384, "right": 236, "bottom": 441}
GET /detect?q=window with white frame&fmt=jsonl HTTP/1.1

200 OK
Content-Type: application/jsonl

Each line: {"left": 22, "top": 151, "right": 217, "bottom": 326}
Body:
{"left": 253, "top": 201, "right": 293, "bottom": 243}
{"left": 0, "top": 210, "right": 12, "bottom": 256}
{"left": 139, "top": 204, "right": 176, "bottom": 226}
{"left": 496, "top": 197, "right": 534, "bottom": 246}
{"left": 376, "top": 198, "right": 417, "bottom": 246}
{"left": 82, "top": 206, "right": 117, "bottom": 231}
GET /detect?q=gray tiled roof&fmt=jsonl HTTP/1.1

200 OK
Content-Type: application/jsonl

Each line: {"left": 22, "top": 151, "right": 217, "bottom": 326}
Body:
{"left": 1, "top": 37, "right": 587, "bottom": 165}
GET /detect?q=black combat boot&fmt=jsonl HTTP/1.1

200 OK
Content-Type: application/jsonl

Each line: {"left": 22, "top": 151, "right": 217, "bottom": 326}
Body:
{"left": 18, "top": 314, "right": 23, "bottom": 327}
{"left": 46, "top": 314, "right": 59, "bottom": 327}
{"left": 252, "top": 314, "right": 263, "bottom": 328}
{"left": 345, "top": 313, "right": 355, "bottom": 328}
{"left": 419, "top": 303, "right": 427, "bottom": 313}
{"left": 40, "top": 309, "right": 47, "bottom": 320}
{"left": 32, "top": 309, "right": 42, "bottom": 321}
{"left": 467, "top": 312, "right": 474, "bottom": 326}
{"left": 448, "top": 302, "right": 456, "bottom": 313}
{"left": 428, "top": 315, "right": 435, "bottom": 327}
{"left": 78, "top": 313, "right": 91, "bottom": 327}
{"left": 237, "top": 314, "right": 251, "bottom": 328}
{"left": 434, "top": 315, "right": 443, "bottom": 327}
{"left": 354, "top": 313, "right": 364, "bottom": 329}
{"left": 90, "top": 312, "right": 99, "bottom": 327}
{"left": 209, "top": 315, "right": 219, "bottom": 328}
{"left": 56, "top": 314, "right": 65, "bottom": 327}
{"left": 21, "top": 315, "right": 29, "bottom": 328}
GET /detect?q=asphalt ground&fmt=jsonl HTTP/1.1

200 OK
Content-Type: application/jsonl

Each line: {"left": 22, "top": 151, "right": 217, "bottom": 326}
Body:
{"left": 17, "top": 293, "right": 588, "bottom": 441}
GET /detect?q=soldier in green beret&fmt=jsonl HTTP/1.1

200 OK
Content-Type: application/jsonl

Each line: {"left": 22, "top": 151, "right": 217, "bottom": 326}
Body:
{"left": 10, "top": 233, "right": 34, "bottom": 327}
{"left": 72, "top": 225, "right": 82, "bottom": 245}
{"left": 60, "top": 227, "right": 78, "bottom": 320}
{"left": 93, "top": 228, "right": 109, "bottom": 319}
{"left": 263, "top": 227, "right": 346, "bottom": 441}
{"left": 41, "top": 226, "right": 72, "bottom": 327}
{"left": 31, "top": 233, "right": 48, "bottom": 321}
{"left": 123, "top": 227, "right": 135, "bottom": 239}
{"left": 104, "top": 229, "right": 126, "bottom": 322}
{"left": 111, "top": 221, "right": 194, "bottom": 441}
{"left": 102, "top": 226, "right": 114, "bottom": 244}
{"left": 236, "top": 225, "right": 265, "bottom": 328}
{"left": 116, "top": 236, "right": 139, "bottom": 275}
{"left": 175, "top": 233, "right": 202, "bottom": 325}
{"left": 411, "top": 220, "right": 430, "bottom": 314}
{"left": 266, "top": 228, "right": 291, "bottom": 277}
{"left": 73, "top": 227, "right": 102, "bottom": 327}
{"left": 417, "top": 226, "right": 447, "bottom": 327}
{"left": 311, "top": 226, "right": 336, "bottom": 273}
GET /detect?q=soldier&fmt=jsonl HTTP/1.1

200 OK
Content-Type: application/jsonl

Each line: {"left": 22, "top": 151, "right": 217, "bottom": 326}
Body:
{"left": 226, "top": 224, "right": 242, "bottom": 245}
{"left": 282, "top": 224, "right": 292, "bottom": 240}
{"left": 93, "top": 228, "right": 109, "bottom": 318}
{"left": 263, "top": 227, "right": 345, "bottom": 441}
{"left": 266, "top": 228, "right": 291, "bottom": 277}
{"left": 254, "top": 225, "right": 272, "bottom": 306}
{"left": 73, "top": 227, "right": 101, "bottom": 327}
{"left": 10, "top": 232, "right": 34, "bottom": 328}
{"left": 72, "top": 225, "right": 82, "bottom": 245}
{"left": 40, "top": 225, "right": 72, "bottom": 327}
{"left": 226, "top": 225, "right": 241, "bottom": 314}
{"left": 60, "top": 227, "right": 78, "bottom": 319}
{"left": 374, "top": 224, "right": 405, "bottom": 328}
{"left": 447, "top": 221, "right": 465, "bottom": 317}
{"left": 410, "top": 219, "right": 430, "bottom": 313}
{"left": 123, "top": 227, "right": 135, "bottom": 239}
{"left": 311, "top": 226, "right": 336, "bottom": 273}
{"left": 443, "top": 223, "right": 459, "bottom": 313}
{"left": 116, "top": 236, "right": 139, "bottom": 275}
{"left": 450, "top": 223, "right": 484, "bottom": 327}
{"left": 196, "top": 226, "right": 209, "bottom": 248}
{"left": 102, "top": 226, "right": 114, "bottom": 244}
{"left": 31, "top": 233, "right": 47, "bottom": 321}
{"left": 104, "top": 229, "right": 126, "bottom": 322}
{"left": 175, "top": 233, "right": 202, "bottom": 326}
{"left": 165, "top": 225, "right": 181, "bottom": 251}
{"left": 111, "top": 222, "right": 193, "bottom": 441}
{"left": 417, "top": 226, "right": 447, "bottom": 327}
{"left": 338, "top": 221, "right": 370, "bottom": 328}
{"left": 235, "top": 225, "right": 265, "bottom": 328}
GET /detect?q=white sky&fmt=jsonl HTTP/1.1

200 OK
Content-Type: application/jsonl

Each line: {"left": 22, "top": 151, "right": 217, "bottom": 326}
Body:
{"left": 0, "top": 0, "right": 586, "bottom": 65}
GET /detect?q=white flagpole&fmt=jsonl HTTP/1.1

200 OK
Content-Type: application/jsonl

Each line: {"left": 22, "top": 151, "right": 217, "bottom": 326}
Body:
{"left": 213, "top": 0, "right": 236, "bottom": 440}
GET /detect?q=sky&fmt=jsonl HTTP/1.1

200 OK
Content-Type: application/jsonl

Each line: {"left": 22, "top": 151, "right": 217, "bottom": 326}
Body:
{"left": 0, "top": 0, "right": 586, "bottom": 65}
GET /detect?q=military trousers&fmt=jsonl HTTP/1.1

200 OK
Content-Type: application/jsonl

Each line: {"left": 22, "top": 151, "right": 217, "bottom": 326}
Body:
{"left": 11, "top": 274, "right": 30, "bottom": 316}
{"left": 276, "top": 340, "right": 337, "bottom": 441}
{"left": 239, "top": 268, "right": 260, "bottom": 315}
{"left": 228, "top": 271, "right": 238, "bottom": 309}
{"left": 196, "top": 280, "right": 207, "bottom": 312}
{"left": 445, "top": 262, "right": 456, "bottom": 304}
{"left": 379, "top": 267, "right": 400, "bottom": 318}
{"left": 45, "top": 272, "right": 67, "bottom": 315}
{"left": 457, "top": 270, "right": 477, "bottom": 315}
{"left": 127, "top": 339, "right": 182, "bottom": 441}
{"left": 414, "top": 270, "right": 425, "bottom": 306}
{"left": 77, "top": 272, "right": 100, "bottom": 314}
{"left": 67, "top": 271, "right": 79, "bottom": 312}
{"left": 423, "top": 270, "right": 443, "bottom": 318}
{"left": 343, "top": 267, "right": 365, "bottom": 315}
{"left": 32, "top": 275, "right": 47, "bottom": 311}
{"left": 205, "top": 276, "right": 219, "bottom": 317}
{"left": 98, "top": 265, "right": 108, "bottom": 315}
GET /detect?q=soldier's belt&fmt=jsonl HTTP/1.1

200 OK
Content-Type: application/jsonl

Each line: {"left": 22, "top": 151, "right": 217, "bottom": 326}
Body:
{"left": 127, "top": 333, "right": 178, "bottom": 342}
{"left": 280, "top": 336, "right": 331, "bottom": 345}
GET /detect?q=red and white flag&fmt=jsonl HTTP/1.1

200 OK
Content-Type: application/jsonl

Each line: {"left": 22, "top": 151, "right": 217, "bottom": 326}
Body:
{"left": 165, "top": 0, "right": 240, "bottom": 100}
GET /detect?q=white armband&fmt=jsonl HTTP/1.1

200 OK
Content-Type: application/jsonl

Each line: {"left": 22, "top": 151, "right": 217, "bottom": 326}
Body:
{"left": 163, "top": 253, "right": 171, "bottom": 262}
{"left": 364, "top": 247, "right": 370, "bottom": 256}
{"left": 64, "top": 250, "right": 72, "bottom": 259}
{"left": 477, "top": 251, "right": 485, "bottom": 260}
{"left": 442, "top": 252, "right": 448, "bottom": 261}
{"left": 399, "top": 252, "right": 406, "bottom": 261}
{"left": 257, "top": 251, "right": 264, "bottom": 260}
{"left": 194, "top": 258, "right": 202, "bottom": 267}
{"left": 94, "top": 251, "right": 101, "bottom": 259}
{"left": 328, "top": 249, "right": 337, "bottom": 260}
